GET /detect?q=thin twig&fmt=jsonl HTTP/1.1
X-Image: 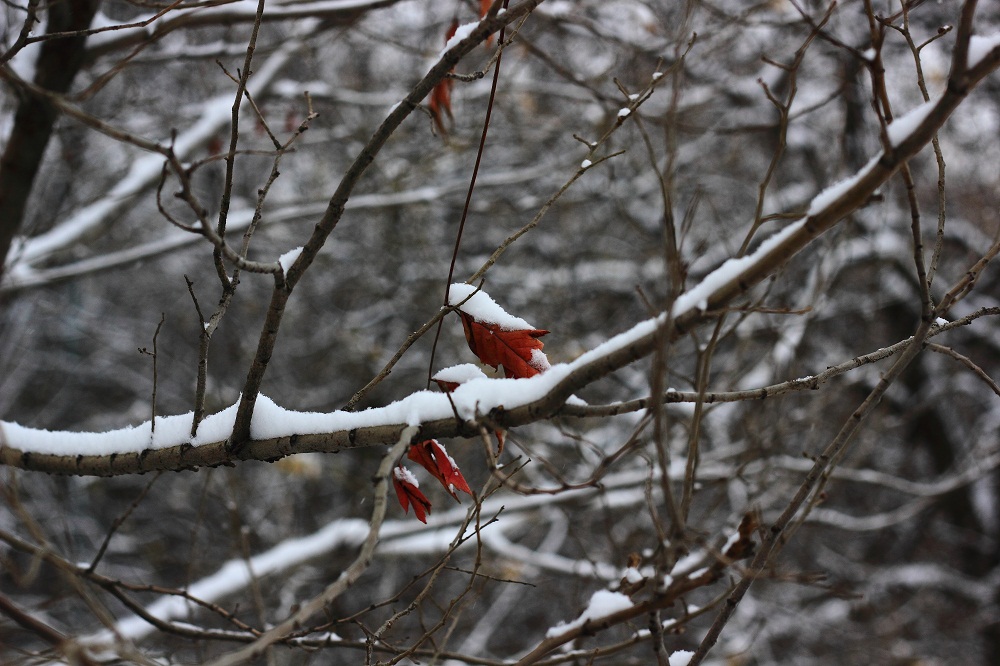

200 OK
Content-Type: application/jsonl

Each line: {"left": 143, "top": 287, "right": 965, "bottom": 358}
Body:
{"left": 137, "top": 313, "right": 166, "bottom": 438}
{"left": 87, "top": 473, "right": 162, "bottom": 573}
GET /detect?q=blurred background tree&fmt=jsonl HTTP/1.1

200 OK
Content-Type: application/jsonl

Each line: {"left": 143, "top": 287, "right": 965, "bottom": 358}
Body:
{"left": 2, "top": 0, "right": 1000, "bottom": 664}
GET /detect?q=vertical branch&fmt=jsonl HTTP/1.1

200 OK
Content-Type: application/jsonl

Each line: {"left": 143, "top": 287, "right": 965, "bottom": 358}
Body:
{"left": 680, "top": 4, "right": 829, "bottom": 526}
{"left": 230, "top": 285, "right": 290, "bottom": 448}
{"left": 634, "top": 14, "right": 697, "bottom": 563}
{"left": 895, "top": 12, "right": 950, "bottom": 287}
{"left": 864, "top": 1, "right": 933, "bottom": 318}
{"left": 213, "top": 0, "right": 269, "bottom": 290}
{"left": 740, "top": 0, "right": 833, "bottom": 255}
{"left": 189, "top": 97, "right": 316, "bottom": 437}
{"left": 659, "top": 29, "right": 698, "bottom": 297}
{"left": 138, "top": 314, "right": 166, "bottom": 438}
{"left": 861, "top": 0, "right": 894, "bottom": 153}
{"left": 185, "top": 276, "right": 210, "bottom": 435}
{"left": 635, "top": 109, "right": 687, "bottom": 554}
{"left": 678, "top": 329, "right": 708, "bottom": 523}
{"left": 0, "top": 0, "right": 100, "bottom": 280}
{"left": 205, "top": 0, "right": 279, "bottom": 446}
{"left": 948, "top": 0, "right": 979, "bottom": 86}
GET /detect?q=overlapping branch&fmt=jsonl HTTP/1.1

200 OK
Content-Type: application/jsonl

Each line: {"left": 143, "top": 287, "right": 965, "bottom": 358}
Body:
{"left": 2, "top": 24, "right": 1000, "bottom": 474}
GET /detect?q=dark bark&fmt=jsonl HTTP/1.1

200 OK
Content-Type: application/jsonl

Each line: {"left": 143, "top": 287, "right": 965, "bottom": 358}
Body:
{"left": 0, "top": 0, "right": 100, "bottom": 279}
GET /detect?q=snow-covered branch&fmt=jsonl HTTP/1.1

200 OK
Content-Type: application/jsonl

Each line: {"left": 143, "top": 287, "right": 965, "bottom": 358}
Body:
{"left": 5, "top": 41, "right": 1000, "bottom": 473}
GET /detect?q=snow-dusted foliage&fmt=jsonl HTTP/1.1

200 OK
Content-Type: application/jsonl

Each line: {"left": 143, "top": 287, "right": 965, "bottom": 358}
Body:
{"left": 2, "top": 0, "right": 1000, "bottom": 664}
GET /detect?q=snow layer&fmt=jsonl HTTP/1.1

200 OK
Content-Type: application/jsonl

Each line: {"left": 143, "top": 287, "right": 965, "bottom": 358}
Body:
{"left": 84, "top": 516, "right": 370, "bottom": 644}
{"left": 806, "top": 154, "right": 880, "bottom": 217}
{"left": 432, "top": 364, "right": 489, "bottom": 384}
{"left": 0, "top": 362, "right": 571, "bottom": 457}
{"left": 278, "top": 246, "right": 303, "bottom": 274}
{"left": 671, "top": 218, "right": 806, "bottom": 318}
{"left": 443, "top": 21, "right": 479, "bottom": 52}
{"left": 544, "top": 589, "right": 633, "bottom": 638}
{"left": 669, "top": 650, "right": 694, "bottom": 666}
{"left": 968, "top": 33, "right": 1000, "bottom": 69}
{"left": 887, "top": 97, "right": 939, "bottom": 146}
{"left": 1, "top": 402, "right": 237, "bottom": 456}
{"left": 448, "top": 283, "right": 536, "bottom": 329}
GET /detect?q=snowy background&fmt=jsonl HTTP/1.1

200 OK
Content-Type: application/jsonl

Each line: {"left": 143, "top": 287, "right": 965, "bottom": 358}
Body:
{"left": 2, "top": 0, "right": 1000, "bottom": 663}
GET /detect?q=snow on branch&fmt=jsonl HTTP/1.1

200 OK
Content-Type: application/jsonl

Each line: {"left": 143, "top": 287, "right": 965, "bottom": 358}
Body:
{"left": 81, "top": 467, "right": 657, "bottom": 651}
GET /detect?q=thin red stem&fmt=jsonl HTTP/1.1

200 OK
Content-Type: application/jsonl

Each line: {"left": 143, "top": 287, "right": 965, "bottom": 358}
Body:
{"left": 428, "top": 1, "right": 510, "bottom": 386}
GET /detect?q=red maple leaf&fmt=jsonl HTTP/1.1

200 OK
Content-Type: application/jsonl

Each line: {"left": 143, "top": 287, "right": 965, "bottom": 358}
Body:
{"left": 407, "top": 440, "right": 473, "bottom": 501}
{"left": 458, "top": 311, "right": 550, "bottom": 379}
{"left": 428, "top": 80, "right": 454, "bottom": 135}
{"left": 392, "top": 466, "right": 432, "bottom": 523}
{"left": 428, "top": 18, "right": 459, "bottom": 135}
{"left": 448, "top": 284, "right": 551, "bottom": 379}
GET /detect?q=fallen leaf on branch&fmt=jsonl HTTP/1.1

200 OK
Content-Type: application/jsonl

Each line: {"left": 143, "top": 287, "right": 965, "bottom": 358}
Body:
{"left": 494, "top": 428, "right": 506, "bottom": 456}
{"left": 723, "top": 511, "right": 760, "bottom": 561}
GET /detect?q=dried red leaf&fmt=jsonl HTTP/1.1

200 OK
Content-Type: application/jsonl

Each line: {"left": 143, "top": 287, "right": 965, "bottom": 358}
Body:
{"left": 408, "top": 440, "right": 472, "bottom": 501}
{"left": 435, "top": 378, "right": 460, "bottom": 392}
{"left": 393, "top": 465, "right": 432, "bottom": 523}
{"left": 723, "top": 511, "right": 760, "bottom": 561}
{"left": 428, "top": 79, "right": 454, "bottom": 135}
{"left": 445, "top": 15, "right": 459, "bottom": 41}
{"left": 494, "top": 428, "right": 506, "bottom": 456}
{"left": 459, "top": 311, "right": 550, "bottom": 379}
{"left": 428, "top": 17, "right": 460, "bottom": 135}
